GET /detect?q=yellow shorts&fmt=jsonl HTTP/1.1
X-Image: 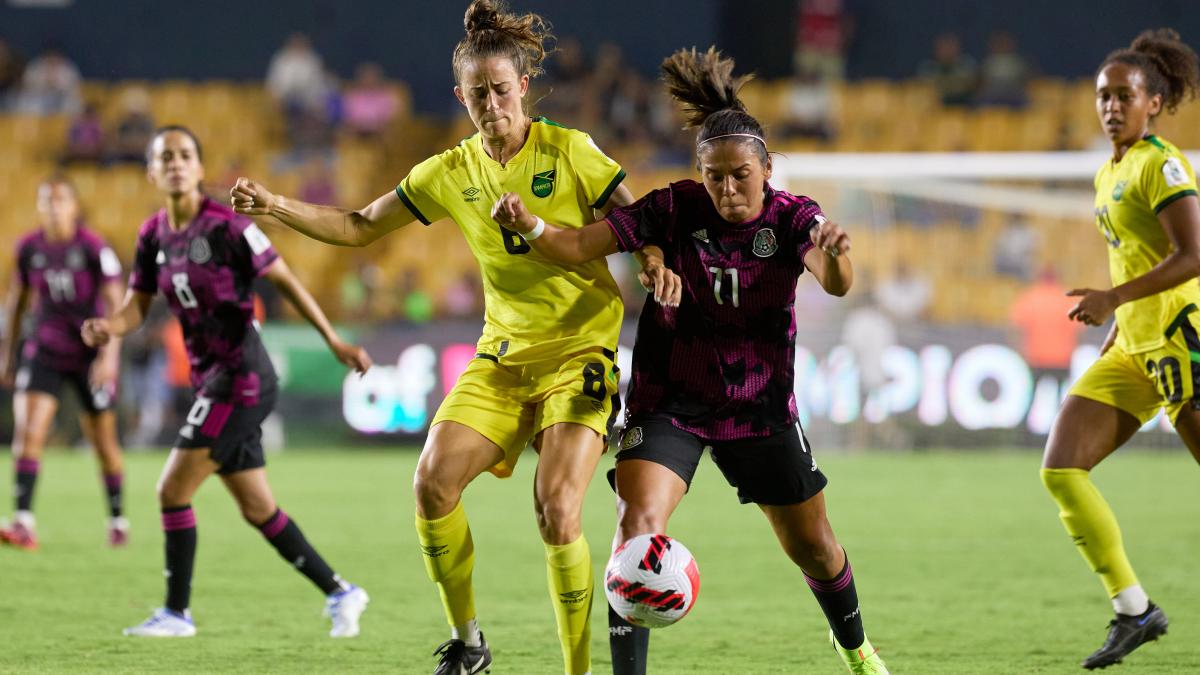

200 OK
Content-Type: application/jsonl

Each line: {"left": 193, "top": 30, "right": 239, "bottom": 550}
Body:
{"left": 1070, "top": 305, "right": 1200, "bottom": 425}
{"left": 431, "top": 348, "right": 621, "bottom": 477}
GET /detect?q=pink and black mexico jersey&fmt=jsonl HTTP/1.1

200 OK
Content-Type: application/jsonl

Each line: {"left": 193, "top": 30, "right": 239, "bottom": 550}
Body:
{"left": 129, "top": 198, "right": 279, "bottom": 397}
{"left": 606, "top": 180, "right": 823, "bottom": 441}
{"left": 15, "top": 226, "right": 122, "bottom": 371}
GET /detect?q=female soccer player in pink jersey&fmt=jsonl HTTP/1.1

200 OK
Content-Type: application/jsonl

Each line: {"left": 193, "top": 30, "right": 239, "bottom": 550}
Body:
{"left": 492, "top": 47, "right": 890, "bottom": 675}
{"left": 82, "top": 126, "right": 373, "bottom": 639}
{"left": 1, "top": 175, "right": 128, "bottom": 549}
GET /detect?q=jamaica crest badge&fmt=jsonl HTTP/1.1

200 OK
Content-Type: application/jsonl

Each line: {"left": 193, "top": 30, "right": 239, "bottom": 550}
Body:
{"left": 531, "top": 169, "right": 556, "bottom": 198}
{"left": 752, "top": 227, "right": 778, "bottom": 257}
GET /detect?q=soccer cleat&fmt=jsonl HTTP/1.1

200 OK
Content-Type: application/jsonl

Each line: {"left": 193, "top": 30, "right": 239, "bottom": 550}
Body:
{"left": 832, "top": 631, "right": 890, "bottom": 674}
{"left": 0, "top": 520, "right": 38, "bottom": 551}
{"left": 325, "top": 584, "right": 369, "bottom": 638}
{"left": 123, "top": 608, "right": 196, "bottom": 637}
{"left": 1082, "top": 602, "right": 1168, "bottom": 670}
{"left": 432, "top": 632, "right": 492, "bottom": 674}
{"left": 108, "top": 516, "right": 130, "bottom": 547}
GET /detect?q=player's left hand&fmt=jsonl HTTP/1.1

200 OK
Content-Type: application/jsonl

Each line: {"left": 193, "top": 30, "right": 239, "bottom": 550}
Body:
{"left": 810, "top": 216, "right": 850, "bottom": 257}
{"left": 331, "top": 339, "right": 373, "bottom": 375}
{"left": 1067, "top": 288, "right": 1119, "bottom": 326}
{"left": 89, "top": 357, "right": 118, "bottom": 392}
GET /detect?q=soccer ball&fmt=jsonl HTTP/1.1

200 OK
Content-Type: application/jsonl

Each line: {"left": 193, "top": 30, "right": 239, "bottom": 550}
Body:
{"left": 604, "top": 534, "right": 700, "bottom": 628}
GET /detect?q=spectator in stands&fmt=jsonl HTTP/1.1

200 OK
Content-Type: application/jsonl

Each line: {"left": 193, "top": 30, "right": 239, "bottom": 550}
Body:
{"left": 16, "top": 48, "right": 82, "bottom": 116}
{"left": 873, "top": 260, "right": 932, "bottom": 322}
{"left": 993, "top": 215, "right": 1039, "bottom": 280}
{"left": 977, "top": 31, "right": 1031, "bottom": 107}
{"left": 343, "top": 62, "right": 400, "bottom": 139}
{"left": 107, "top": 87, "right": 155, "bottom": 164}
{"left": 780, "top": 69, "right": 836, "bottom": 140}
{"left": 919, "top": 33, "right": 977, "bottom": 107}
{"left": 120, "top": 302, "right": 170, "bottom": 448}
{"left": 267, "top": 33, "right": 326, "bottom": 112}
{"left": 61, "top": 103, "right": 104, "bottom": 164}
{"left": 1009, "top": 266, "right": 1084, "bottom": 382}
{"left": 0, "top": 40, "right": 26, "bottom": 111}
{"left": 841, "top": 273, "right": 904, "bottom": 448}
{"left": 441, "top": 271, "right": 483, "bottom": 319}
{"left": 298, "top": 157, "right": 338, "bottom": 206}
{"left": 794, "top": 0, "right": 851, "bottom": 82}
{"left": 539, "top": 36, "right": 590, "bottom": 126}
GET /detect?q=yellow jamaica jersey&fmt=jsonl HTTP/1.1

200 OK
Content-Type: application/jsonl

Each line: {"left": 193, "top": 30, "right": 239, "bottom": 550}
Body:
{"left": 1093, "top": 134, "right": 1200, "bottom": 353}
{"left": 396, "top": 117, "right": 626, "bottom": 363}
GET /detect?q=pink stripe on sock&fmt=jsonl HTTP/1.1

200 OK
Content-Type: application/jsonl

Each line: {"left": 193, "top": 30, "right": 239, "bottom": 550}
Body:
{"left": 259, "top": 510, "right": 289, "bottom": 539}
{"left": 103, "top": 473, "right": 123, "bottom": 489}
{"left": 199, "top": 402, "right": 235, "bottom": 437}
{"left": 162, "top": 508, "right": 196, "bottom": 531}
{"left": 805, "top": 561, "right": 854, "bottom": 593}
{"left": 16, "top": 458, "right": 40, "bottom": 474}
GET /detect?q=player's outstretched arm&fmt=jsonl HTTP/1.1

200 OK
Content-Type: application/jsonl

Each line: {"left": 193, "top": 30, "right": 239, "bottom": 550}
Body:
{"left": 231, "top": 178, "right": 417, "bottom": 247}
{"left": 81, "top": 289, "right": 154, "bottom": 348}
{"left": 262, "top": 257, "right": 372, "bottom": 375}
{"left": 0, "top": 282, "right": 31, "bottom": 388}
{"left": 803, "top": 217, "right": 853, "bottom": 297}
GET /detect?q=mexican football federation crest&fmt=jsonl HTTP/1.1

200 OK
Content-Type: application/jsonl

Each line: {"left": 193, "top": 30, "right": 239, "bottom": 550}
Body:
{"left": 621, "top": 426, "right": 644, "bottom": 450}
{"left": 531, "top": 169, "right": 556, "bottom": 198}
{"left": 752, "top": 228, "right": 778, "bottom": 257}
{"left": 65, "top": 247, "right": 86, "bottom": 270}
{"left": 188, "top": 236, "right": 213, "bottom": 264}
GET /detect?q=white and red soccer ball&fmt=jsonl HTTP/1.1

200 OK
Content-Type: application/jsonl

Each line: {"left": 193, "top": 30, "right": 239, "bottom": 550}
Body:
{"left": 604, "top": 533, "right": 700, "bottom": 628}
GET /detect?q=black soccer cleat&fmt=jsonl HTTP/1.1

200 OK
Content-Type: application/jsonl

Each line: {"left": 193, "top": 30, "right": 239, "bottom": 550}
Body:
{"left": 1081, "top": 602, "right": 1168, "bottom": 670}
{"left": 432, "top": 632, "right": 492, "bottom": 675}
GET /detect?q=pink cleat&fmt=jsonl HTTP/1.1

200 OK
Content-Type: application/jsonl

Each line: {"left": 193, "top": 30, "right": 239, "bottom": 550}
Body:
{"left": 0, "top": 520, "right": 39, "bottom": 551}
{"left": 108, "top": 517, "right": 130, "bottom": 547}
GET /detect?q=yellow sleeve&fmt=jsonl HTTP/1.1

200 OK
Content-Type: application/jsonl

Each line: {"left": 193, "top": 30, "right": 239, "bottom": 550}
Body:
{"left": 395, "top": 154, "right": 452, "bottom": 226}
{"left": 1142, "top": 148, "right": 1198, "bottom": 215}
{"left": 567, "top": 130, "right": 626, "bottom": 209}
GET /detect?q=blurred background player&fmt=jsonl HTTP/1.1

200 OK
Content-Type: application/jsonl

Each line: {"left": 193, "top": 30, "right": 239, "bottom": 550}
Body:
{"left": 492, "top": 47, "right": 890, "bottom": 675}
{"left": 231, "top": 3, "right": 670, "bottom": 672}
{"left": 82, "top": 126, "right": 373, "bottom": 639}
{"left": 0, "top": 175, "right": 128, "bottom": 550}
{"left": 1041, "top": 28, "right": 1200, "bottom": 670}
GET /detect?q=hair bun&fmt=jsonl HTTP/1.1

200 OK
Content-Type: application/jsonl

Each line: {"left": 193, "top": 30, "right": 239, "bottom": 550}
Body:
{"left": 464, "top": 0, "right": 502, "bottom": 33}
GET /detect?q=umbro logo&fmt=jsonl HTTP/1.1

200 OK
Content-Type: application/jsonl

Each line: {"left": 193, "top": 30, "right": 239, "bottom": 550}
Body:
{"left": 559, "top": 589, "right": 589, "bottom": 604}
{"left": 423, "top": 544, "right": 449, "bottom": 557}
{"left": 462, "top": 187, "right": 481, "bottom": 202}
{"left": 692, "top": 229, "right": 709, "bottom": 243}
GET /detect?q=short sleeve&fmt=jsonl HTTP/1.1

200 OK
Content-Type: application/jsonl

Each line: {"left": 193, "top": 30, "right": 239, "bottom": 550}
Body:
{"left": 396, "top": 154, "right": 452, "bottom": 226}
{"left": 604, "top": 187, "right": 674, "bottom": 253}
{"left": 229, "top": 218, "right": 279, "bottom": 279}
{"left": 1143, "top": 150, "right": 1198, "bottom": 215}
{"left": 129, "top": 224, "right": 159, "bottom": 294}
{"left": 791, "top": 196, "right": 827, "bottom": 260}
{"left": 568, "top": 131, "right": 626, "bottom": 209}
{"left": 88, "top": 234, "right": 122, "bottom": 283}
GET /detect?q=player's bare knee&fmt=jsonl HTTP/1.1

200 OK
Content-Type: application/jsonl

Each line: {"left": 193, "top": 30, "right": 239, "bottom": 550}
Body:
{"left": 156, "top": 479, "right": 188, "bottom": 508}
{"left": 412, "top": 470, "right": 462, "bottom": 519}
{"left": 617, "top": 504, "right": 667, "bottom": 542}
{"left": 240, "top": 502, "right": 276, "bottom": 526}
{"left": 783, "top": 531, "right": 840, "bottom": 572}
{"left": 536, "top": 497, "right": 583, "bottom": 543}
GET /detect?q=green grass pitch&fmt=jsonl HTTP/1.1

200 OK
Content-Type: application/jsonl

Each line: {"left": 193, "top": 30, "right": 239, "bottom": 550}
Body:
{"left": 1, "top": 447, "right": 1197, "bottom": 674}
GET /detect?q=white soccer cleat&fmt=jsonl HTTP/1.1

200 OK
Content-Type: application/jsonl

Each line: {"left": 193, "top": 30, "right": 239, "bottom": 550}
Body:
{"left": 123, "top": 608, "right": 196, "bottom": 637}
{"left": 325, "top": 585, "right": 369, "bottom": 638}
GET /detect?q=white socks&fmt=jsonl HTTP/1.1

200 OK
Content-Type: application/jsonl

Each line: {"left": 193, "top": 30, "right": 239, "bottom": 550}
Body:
{"left": 1112, "top": 584, "right": 1149, "bottom": 616}
{"left": 453, "top": 618, "right": 482, "bottom": 647}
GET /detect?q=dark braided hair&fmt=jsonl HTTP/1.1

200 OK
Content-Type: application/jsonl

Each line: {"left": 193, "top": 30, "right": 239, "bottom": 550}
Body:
{"left": 452, "top": 0, "right": 553, "bottom": 84}
{"left": 1099, "top": 28, "right": 1200, "bottom": 115}
{"left": 660, "top": 46, "right": 767, "bottom": 165}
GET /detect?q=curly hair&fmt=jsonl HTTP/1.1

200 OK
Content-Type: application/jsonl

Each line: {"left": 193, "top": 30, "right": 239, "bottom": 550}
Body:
{"left": 1100, "top": 28, "right": 1200, "bottom": 115}
{"left": 452, "top": 0, "right": 554, "bottom": 83}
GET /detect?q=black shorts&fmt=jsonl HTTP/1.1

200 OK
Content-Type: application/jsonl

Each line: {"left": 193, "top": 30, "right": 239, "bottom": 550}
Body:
{"left": 16, "top": 357, "right": 113, "bottom": 414}
{"left": 610, "top": 416, "right": 828, "bottom": 506}
{"left": 175, "top": 388, "right": 276, "bottom": 475}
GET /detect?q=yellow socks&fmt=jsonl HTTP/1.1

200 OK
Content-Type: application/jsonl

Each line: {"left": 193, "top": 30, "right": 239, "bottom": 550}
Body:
{"left": 1041, "top": 468, "right": 1140, "bottom": 598}
{"left": 545, "top": 536, "right": 594, "bottom": 675}
{"left": 415, "top": 501, "right": 477, "bottom": 629}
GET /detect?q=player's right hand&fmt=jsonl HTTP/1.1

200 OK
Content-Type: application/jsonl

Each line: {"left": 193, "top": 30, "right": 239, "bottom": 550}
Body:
{"left": 491, "top": 192, "right": 537, "bottom": 234}
{"left": 231, "top": 177, "right": 277, "bottom": 216}
{"left": 81, "top": 318, "right": 112, "bottom": 348}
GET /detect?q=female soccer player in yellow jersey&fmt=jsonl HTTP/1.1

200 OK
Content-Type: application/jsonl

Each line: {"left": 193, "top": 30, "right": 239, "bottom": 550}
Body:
{"left": 232, "top": 2, "right": 672, "bottom": 673}
{"left": 1041, "top": 28, "right": 1200, "bottom": 670}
